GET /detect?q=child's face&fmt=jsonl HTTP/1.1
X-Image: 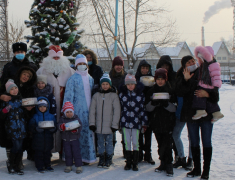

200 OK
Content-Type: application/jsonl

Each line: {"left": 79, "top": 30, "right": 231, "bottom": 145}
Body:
{"left": 38, "top": 106, "right": 47, "bottom": 113}
{"left": 156, "top": 78, "right": 166, "bottom": 87}
{"left": 66, "top": 111, "right": 74, "bottom": 118}
{"left": 101, "top": 82, "right": 111, "bottom": 91}
{"left": 9, "top": 86, "right": 18, "bottom": 96}
{"left": 126, "top": 84, "right": 136, "bottom": 91}
{"left": 37, "top": 81, "right": 46, "bottom": 90}
{"left": 141, "top": 66, "right": 149, "bottom": 75}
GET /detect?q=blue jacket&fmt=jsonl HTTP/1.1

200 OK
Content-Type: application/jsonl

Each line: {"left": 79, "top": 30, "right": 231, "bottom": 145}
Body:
{"left": 0, "top": 93, "right": 26, "bottom": 142}
{"left": 119, "top": 82, "right": 148, "bottom": 130}
{"left": 29, "top": 96, "right": 57, "bottom": 152}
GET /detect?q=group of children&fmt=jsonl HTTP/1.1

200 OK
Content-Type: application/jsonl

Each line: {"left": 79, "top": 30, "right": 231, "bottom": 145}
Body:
{"left": 0, "top": 48, "right": 223, "bottom": 177}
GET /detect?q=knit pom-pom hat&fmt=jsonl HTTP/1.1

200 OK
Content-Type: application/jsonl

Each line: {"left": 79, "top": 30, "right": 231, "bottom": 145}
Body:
{"left": 100, "top": 73, "right": 112, "bottom": 86}
{"left": 125, "top": 69, "right": 136, "bottom": 85}
{"left": 5, "top": 79, "right": 18, "bottom": 93}
{"left": 154, "top": 68, "right": 168, "bottom": 81}
{"left": 112, "top": 56, "right": 124, "bottom": 68}
{"left": 75, "top": 54, "right": 87, "bottom": 67}
{"left": 62, "top": 101, "right": 74, "bottom": 115}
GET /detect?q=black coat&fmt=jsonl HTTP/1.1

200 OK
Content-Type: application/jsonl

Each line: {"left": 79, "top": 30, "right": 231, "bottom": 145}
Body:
{"left": 109, "top": 69, "right": 127, "bottom": 92}
{"left": 88, "top": 64, "right": 103, "bottom": 86}
{"left": 135, "top": 60, "right": 153, "bottom": 82}
{"left": 175, "top": 68, "right": 219, "bottom": 123}
{"left": 0, "top": 57, "right": 37, "bottom": 85}
{"left": 145, "top": 82, "right": 176, "bottom": 133}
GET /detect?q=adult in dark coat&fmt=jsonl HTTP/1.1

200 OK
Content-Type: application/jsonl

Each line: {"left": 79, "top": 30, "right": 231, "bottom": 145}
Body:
{"left": 135, "top": 59, "right": 155, "bottom": 165}
{"left": 109, "top": 56, "right": 127, "bottom": 155}
{"left": 0, "top": 42, "right": 37, "bottom": 85}
{"left": 82, "top": 49, "right": 103, "bottom": 90}
{"left": 175, "top": 57, "right": 219, "bottom": 179}
{"left": 156, "top": 55, "right": 178, "bottom": 160}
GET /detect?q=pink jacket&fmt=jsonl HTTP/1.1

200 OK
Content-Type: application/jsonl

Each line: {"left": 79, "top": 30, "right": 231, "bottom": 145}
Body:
{"left": 194, "top": 46, "right": 222, "bottom": 89}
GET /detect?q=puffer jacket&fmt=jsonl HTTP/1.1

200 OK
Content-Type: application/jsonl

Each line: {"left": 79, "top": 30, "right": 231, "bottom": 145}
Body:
{"left": 109, "top": 69, "right": 127, "bottom": 91}
{"left": 89, "top": 86, "right": 121, "bottom": 134}
{"left": 135, "top": 60, "right": 153, "bottom": 82}
{"left": 58, "top": 114, "right": 82, "bottom": 141}
{"left": 119, "top": 82, "right": 148, "bottom": 130}
{"left": 145, "top": 82, "right": 176, "bottom": 133}
{"left": 28, "top": 96, "right": 57, "bottom": 151}
{"left": 0, "top": 93, "right": 26, "bottom": 143}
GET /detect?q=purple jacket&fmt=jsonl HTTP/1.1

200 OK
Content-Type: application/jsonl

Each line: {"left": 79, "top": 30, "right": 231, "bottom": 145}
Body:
{"left": 58, "top": 114, "right": 82, "bottom": 141}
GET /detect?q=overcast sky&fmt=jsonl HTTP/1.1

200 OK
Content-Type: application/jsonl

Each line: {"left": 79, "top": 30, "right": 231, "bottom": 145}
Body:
{"left": 8, "top": 0, "right": 234, "bottom": 47}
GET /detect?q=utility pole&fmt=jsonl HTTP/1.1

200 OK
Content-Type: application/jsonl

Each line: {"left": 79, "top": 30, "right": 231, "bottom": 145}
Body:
{"left": 0, "top": 0, "right": 9, "bottom": 61}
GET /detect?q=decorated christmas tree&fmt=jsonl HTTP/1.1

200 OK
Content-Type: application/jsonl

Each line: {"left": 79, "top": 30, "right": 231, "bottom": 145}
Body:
{"left": 24, "top": 0, "right": 84, "bottom": 66}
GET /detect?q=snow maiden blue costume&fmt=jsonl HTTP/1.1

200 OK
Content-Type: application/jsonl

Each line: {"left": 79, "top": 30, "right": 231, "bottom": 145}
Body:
{"left": 63, "top": 54, "right": 96, "bottom": 163}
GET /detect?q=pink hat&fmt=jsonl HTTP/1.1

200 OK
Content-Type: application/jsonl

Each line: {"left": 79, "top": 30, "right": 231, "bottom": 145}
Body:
{"left": 205, "top": 46, "right": 214, "bottom": 57}
{"left": 62, "top": 101, "right": 74, "bottom": 114}
{"left": 125, "top": 69, "right": 136, "bottom": 85}
{"left": 194, "top": 46, "right": 213, "bottom": 63}
{"left": 48, "top": 45, "right": 63, "bottom": 58}
{"left": 5, "top": 79, "right": 18, "bottom": 93}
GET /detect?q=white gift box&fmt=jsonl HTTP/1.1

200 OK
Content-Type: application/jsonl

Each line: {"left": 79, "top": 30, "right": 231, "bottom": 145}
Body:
{"left": 22, "top": 97, "right": 38, "bottom": 107}
{"left": 65, "top": 120, "right": 81, "bottom": 131}
{"left": 38, "top": 121, "right": 55, "bottom": 129}
{"left": 140, "top": 76, "right": 155, "bottom": 87}
{"left": 153, "top": 93, "right": 170, "bottom": 100}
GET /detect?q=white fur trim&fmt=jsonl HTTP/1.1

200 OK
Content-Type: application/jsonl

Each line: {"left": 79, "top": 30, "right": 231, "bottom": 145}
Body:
{"left": 49, "top": 50, "right": 63, "bottom": 57}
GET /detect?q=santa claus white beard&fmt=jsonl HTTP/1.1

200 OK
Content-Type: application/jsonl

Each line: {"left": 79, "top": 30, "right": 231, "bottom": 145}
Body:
{"left": 40, "top": 56, "right": 71, "bottom": 75}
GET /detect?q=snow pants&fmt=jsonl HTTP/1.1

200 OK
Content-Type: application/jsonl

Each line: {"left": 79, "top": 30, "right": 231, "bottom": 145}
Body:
{"left": 122, "top": 128, "right": 140, "bottom": 151}
{"left": 34, "top": 150, "right": 51, "bottom": 169}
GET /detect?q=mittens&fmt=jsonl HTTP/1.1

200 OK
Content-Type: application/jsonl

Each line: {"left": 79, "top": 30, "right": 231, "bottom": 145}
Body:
{"left": 60, "top": 123, "right": 66, "bottom": 131}
{"left": 89, "top": 125, "right": 96, "bottom": 132}
{"left": 71, "top": 129, "right": 78, "bottom": 133}
{"left": 2, "top": 105, "right": 11, "bottom": 114}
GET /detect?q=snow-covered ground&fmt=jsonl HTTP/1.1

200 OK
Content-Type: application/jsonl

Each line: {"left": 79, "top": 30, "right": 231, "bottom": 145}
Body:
{"left": 0, "top": 84, "right": 235, "bottom": 180}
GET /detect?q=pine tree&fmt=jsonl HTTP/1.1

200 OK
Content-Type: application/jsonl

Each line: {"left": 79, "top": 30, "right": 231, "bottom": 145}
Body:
{"left": 24, "top": 0, "right": 84, "bottom": 66}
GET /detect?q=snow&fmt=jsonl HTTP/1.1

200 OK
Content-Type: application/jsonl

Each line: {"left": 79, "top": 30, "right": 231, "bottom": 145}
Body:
{"left": 59, "top": 25, "right": 64, "bottom": 28}
{"left": 0, "top": 84, "right": 235, "bottom": 179}
{"left": 51, "top": 23, "right": 58, "bottom": 28}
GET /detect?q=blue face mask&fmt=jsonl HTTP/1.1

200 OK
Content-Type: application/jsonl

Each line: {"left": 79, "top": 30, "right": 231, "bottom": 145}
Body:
{"left": 15, "top": 54, "right": 25, "bottom": 60}
{"left": 88, "top": 61, "right": 93, "bottom": 66}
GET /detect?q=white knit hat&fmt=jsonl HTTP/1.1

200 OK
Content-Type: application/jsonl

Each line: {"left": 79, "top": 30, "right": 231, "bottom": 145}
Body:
{"left": 37, "top": 75, "right": 47, "bottom": 84}
{"left": 75, "top": 54, "right": 87, "bottom": 67}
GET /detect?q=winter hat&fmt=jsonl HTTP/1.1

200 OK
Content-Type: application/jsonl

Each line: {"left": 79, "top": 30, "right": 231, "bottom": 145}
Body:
{"left": 48, "top": 45, "right": 63, "bottom": 58}
{"left": 37, "top": 75, "right": 47, "bottom": 84}
{"left": 21, "top": 70, "right": 33, "bottom": 80}
{"left": 62, "top": 101, "right": 74, "bottom": 115}
{"left": 154, "top": 68, "right": 168, "bottom": 81}
{"left": 75, "top": 54, "right": 87, "bottom": 67}
{"left": 112, "top": 56, "right": 124, "bottom": 68}
{"left": 12, "top": 42, "right": 27, "bottom": 53}
{"left": 181, "top": 55, "right": 194, "bottom": 68}
{"left": 5, "top": 79, "right": 18, "bottom": 93}
{"left": 37, "top": 99, "right": 48, "bottom": 107}
{"left": 100, "top": 73, "right": 112, "bottom": 86}
{"left": 125, "top": 69, "right": 136, "bottom": 85}
{"left": 194, "top": 46, "right": 213, "bottom": 63}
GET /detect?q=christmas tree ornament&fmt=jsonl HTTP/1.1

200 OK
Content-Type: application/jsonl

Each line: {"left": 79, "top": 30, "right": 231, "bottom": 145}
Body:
{"left": 60, "top": 10, "right": 63, "bottom": 13}
{"left": 27, "top": 39, "right": 29, "bottom": 43}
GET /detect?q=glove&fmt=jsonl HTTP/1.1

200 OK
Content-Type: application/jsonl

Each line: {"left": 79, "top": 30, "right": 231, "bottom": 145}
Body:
{"left": 159, "top": 99, "right": 169, "bottom": 107}
{"left": 141, "top": 126, "right": 147, "bottom": 133}
{"left": 2, "top": 105, "right": 11, "bottom": 113}
{"left": 36, "top": 127, "right": 44, "bottom": 133}
{"left": 111, "top": 127, "right": 118, "bottom": 133}
{"left": 151, "top": 100, "right": 159, "bottom": 106}
{"left": 89, "top": 125, "right": 96, "bottom": 132}
{"left": 71, "top": 129, "right": 78, "bottom": 133}
{"left": 60, "top": 123, "right": 66, "bottom": 131}
{"left": 49, "top": 127, "right": 56, "bottom": 132}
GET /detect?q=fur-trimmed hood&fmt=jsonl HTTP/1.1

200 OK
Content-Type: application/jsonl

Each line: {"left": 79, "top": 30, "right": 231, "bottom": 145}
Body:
{"left": 119, "top": 81, "right": 145, "bottom": 94}
{"left": 194, "top": 46, "right": 213, "bottom": 64}
{"left": 135, "top": 60, "right": 152, "bottom": 81}
{"left": 157, "top": 55, "right": 174, "bottom": 74}
{"left": 15, "top": 66, "right": 37, "bottom": 89}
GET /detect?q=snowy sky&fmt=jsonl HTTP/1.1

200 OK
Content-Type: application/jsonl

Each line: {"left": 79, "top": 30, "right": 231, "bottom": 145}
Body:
{"left": 8, "top": 0, "right": 233, "bottom": 47}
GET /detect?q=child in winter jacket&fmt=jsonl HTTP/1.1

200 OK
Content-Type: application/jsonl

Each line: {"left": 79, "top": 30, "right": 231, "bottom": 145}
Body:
{"left": 192, "top": 46, "right": 224, "bottom": 122}
{"left": 58, "top": 101, "right": 83, "bottom": 174}
{"left": 89, "top": 74, "right": 121, "bottom": 169}
{"left": 29, "top": 97, "right": 57, "bottom": 173}
{"left": 119, "top": 70, "right": 148, "bottom": 171}
{"left": 145, "top": 68, "right": 176, "bottom": 177}
{"left": 0, "top": 79, "right": 26, "bottom": 175}
{"left": 34, "top": 75, "right": 56, "bottom": 116}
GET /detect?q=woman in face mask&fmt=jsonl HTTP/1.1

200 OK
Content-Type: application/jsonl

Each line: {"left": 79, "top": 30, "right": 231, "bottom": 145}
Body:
{"left": 175, "top": 55, "right": 220, "bottom": 180}
{"left": 63, "top": 54, "right": 96, "bottom": 165}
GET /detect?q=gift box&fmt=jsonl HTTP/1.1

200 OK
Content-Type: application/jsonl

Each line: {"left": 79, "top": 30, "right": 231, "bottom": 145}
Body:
{"left": 65, "top": 120, "right": 81, "bottom": 131}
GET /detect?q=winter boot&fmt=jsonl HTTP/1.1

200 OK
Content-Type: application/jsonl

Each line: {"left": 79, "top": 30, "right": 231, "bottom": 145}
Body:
{"left": 132, "top": 151, "right": 139, "bottom": 171}
{"left": 104, "top": 154, "right": 112, "bottom": 169}
{"left": 201, "top": 147, "right": 212, "bottom": 180}
{"left": 144, "top": 153, "right": 155, "bottom": 165}
{"left": 173, "top": 157, "right": 186, "bottom": 168}
{"left": 185, "top": 157, "right": 193, "bottom": 171}
{"left": 64, "top": 166, "right": 72, "bottom": 173}
{"left": 14, "top": 153, "right": 24, "bottom": 175}
{"left": 155, "top": 160, "right": 166, "bottom": 172}
{"left": 166, "top": 163, "right": 174, "bottom": 177}
{"left": 211, "top": 111, "right": 224, "bottom": 123}
{"left": 187, "top": 147, "right": 201, "bottom": 177}
{"left": 7, "top": 153, "right": 16, "bottom": 174}
{"left": 192, "top": 110, "right": 208, "bottom": 120}
{"left": 97, "top": 153, "right": 105, "bottom": 168}
{"left": 76, "top": 166, "right": 83, "bottom": 174}
{"left": 45, "top": 166, "right": 54, "bottom": 172}
{"left": 124, "top": 151, "right": 132, "bottom": 170}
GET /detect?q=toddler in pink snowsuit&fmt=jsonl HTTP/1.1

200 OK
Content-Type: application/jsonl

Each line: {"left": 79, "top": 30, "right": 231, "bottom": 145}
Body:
{"left": 192, "top": 46, "right": 224, "bottom": 123}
